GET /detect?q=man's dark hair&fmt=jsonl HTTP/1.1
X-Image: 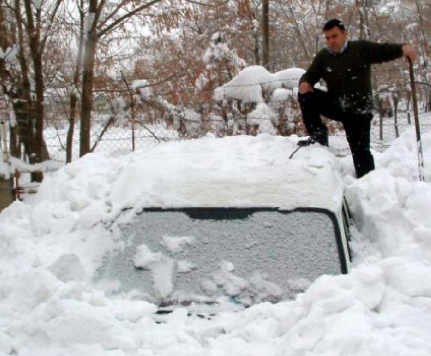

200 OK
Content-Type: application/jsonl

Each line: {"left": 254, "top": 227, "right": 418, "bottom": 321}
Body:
{"left": 322, "top": 18, "right": 346, "bottom": 32}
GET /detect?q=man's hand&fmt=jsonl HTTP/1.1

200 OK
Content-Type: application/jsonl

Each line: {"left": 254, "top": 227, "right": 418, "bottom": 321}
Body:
{"left": 298, "top": 82, "right": 313, "bottom": 94}
{"left": 402, "top": 44, "right": 418, "bottom": 62}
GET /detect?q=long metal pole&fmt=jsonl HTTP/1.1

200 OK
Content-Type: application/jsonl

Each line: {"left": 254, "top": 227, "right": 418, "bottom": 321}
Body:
{"left": 0, "top": 120, "right": 9, "bottom": 162}
{"left": 408, "top": 58, "right": 425, "bottom": 181}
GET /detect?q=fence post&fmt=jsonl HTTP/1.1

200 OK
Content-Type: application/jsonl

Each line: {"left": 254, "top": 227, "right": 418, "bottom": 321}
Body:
{"left": 0, "top": 120, "right": 14, "bottom": 212}
{"left": 0, "top": 177, "right": 14, "bottom": 213}
{"left": 120, "top": 71, "right": 136, "bottom": 152}
{"left": 393, "top": 91, "right": 399, "bottom": 138}
{"left": 378, "top": 101, "right": 383, "bottom": 141}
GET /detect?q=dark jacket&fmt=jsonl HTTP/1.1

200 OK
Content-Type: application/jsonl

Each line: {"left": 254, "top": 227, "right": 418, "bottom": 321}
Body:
{"left": 299, "top": 40, "right": 404, "bottom": 114}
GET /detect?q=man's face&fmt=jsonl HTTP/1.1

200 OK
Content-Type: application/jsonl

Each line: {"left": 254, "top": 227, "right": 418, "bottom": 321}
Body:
{"left": 324, "top": 26, "right": 348, "bottom": 53}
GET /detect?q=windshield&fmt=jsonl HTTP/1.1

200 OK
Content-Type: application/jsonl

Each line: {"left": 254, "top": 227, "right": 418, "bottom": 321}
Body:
{"left": 99, "top": 208, "right": 346, "bottom": 305}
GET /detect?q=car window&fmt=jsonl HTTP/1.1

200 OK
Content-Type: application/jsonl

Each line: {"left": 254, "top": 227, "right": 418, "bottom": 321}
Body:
{"left": 99, "top": 208, "right": 348, "bottom": 305}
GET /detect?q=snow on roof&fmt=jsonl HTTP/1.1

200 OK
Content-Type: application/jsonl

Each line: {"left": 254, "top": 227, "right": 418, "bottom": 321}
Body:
{"left": 106, "top": 134, "right": 344, "bottom": 213}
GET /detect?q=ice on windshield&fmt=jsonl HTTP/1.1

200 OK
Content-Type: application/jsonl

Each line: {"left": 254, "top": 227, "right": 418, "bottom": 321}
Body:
{"left": 98, "top": 209, "right": 343, "bottom": 305}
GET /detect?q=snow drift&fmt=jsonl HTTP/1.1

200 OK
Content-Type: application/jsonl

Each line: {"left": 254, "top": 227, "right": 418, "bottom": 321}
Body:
{"left": 0, "top": 129, "right": 431, "bottom": 356}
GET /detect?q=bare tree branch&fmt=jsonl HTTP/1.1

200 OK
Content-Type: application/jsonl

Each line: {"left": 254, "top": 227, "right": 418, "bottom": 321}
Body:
{"left": 98, "top": 0, "right": 126, "bottom": 29}
{"left": 40, "top": 0, "right": 64, "bottom": 54}
{"left": 184, "top": 0, "right": 230, "bottom": 7}
{"left": 97, "top": 0, "right": 164, "bottom": 38}
{"left": 96, "top": 0, "right": 108, "bottom": 14}
{"left": 92, "top": 71, "right": 180, "bottom": 93}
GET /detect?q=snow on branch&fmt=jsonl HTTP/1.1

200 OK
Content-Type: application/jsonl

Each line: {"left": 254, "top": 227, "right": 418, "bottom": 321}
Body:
{"left": 216, "top": 66, "right": 305, "bottom": 103}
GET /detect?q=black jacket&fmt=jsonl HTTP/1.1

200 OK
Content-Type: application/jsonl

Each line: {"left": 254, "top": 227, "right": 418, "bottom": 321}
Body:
{"left": 299, "top": 40, "right": 404, "bottom": 114}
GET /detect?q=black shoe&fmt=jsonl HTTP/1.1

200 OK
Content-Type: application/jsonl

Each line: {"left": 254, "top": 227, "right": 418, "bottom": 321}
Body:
{"left": 297, "top": 137, "right": 314, "bottom": 147}
{"left": 297, "top": 135, "right": 328, "bottom": 147}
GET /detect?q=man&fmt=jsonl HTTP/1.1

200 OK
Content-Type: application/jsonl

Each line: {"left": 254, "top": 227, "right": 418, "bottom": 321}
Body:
{"left": 297, "top": 18, "right": 417, "bottom": 178}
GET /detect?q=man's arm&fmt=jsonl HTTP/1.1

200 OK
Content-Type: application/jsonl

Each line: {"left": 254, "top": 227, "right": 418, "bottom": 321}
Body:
{"left": 298, "top": 52, "right": 323, "bottom": 94}
{"left": 362, "top": 40, "right": 417, "bottom": 64}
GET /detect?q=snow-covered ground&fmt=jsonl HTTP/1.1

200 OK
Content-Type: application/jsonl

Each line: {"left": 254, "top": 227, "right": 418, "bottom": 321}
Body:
{"left": 1, "top": 126, "right": 431, "bottom": 356}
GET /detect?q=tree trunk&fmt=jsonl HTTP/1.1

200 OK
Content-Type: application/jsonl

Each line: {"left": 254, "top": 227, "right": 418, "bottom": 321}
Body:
{"left": 262, "top": 0, "right": 269, "bottom": 69}
{"left": 393, "top": 92, "right": 399, "bottom": 138}
{"left": 79, "top": 0, "right": 99, "bottom": 157}
{"left": 67, "top": 92, "right": 78, "bottom": 162}
{"left": 414, "top": 0, "right": 429, "bottom": 73}
{"left": 0, "top": 177, "right": 14, "bottom": 213}
{"left": 356, "top": 0, "right": 371, "bottom": 40}
{"left": 80, "top": 29, "right": 98, "bottom": 157}
{"left": 24, "top": 0, "right": 48, "bottom": 181}
{"left": 0, "top": 0, "right": 33, "bottom": 162}
{"left": 285, "top": 3, "right": 311, "bottom": 61}
{"left": 9, "top": 125, "right": 20, "bottom": 158}
{"left": 33, "top": 53, "right": 49, "bottom": 163}
{"left": 253, "top": 33, "right": 260, "bottom": 65}
{"left": 377, "top": 98, "right": 383, "bottom": 141}
{"left": 78, "top": 0, "right": 163, "bottom": 156}
{"left": 15, "top": 0, "right": 38, "bottom": 166}
{"left": 67, "top": 0, "right": 85, "bottom": 163}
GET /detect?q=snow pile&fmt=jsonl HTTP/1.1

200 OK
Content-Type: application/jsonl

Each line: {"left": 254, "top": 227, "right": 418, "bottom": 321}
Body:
{"left": 0, "top": 156, "right": 62, "bottom": 179}
{"left": 248, "top": 103, "right": 278, "bottom": 135}
{"left": 217, "top": 66, "right": 305, "bottom": 103}
{"left": 107, "top": 134, "right": 342, "bottom": 212}
{"left": 271, "top": 87, "right": 291, "bottom": 103}
{"left": 376, "top": 128, "right": 431, "bottom": 181}
{"left": 0, "top": 129, "right": 431, "bottom": 355}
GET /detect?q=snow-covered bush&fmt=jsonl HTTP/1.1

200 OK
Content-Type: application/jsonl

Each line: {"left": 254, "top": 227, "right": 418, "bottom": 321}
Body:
{"left": 212, "top": 65, "right": 305, "bottom": 136}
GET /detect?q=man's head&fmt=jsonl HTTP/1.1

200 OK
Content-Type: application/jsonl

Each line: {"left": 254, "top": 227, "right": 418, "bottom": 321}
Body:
{"left": 322, "top": 19, "right": 348, "bottom": 54}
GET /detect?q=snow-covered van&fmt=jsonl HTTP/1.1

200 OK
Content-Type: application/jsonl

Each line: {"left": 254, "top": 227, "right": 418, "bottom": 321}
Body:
{"left": 97, "top": 134, "right": 351, "bottom": 306}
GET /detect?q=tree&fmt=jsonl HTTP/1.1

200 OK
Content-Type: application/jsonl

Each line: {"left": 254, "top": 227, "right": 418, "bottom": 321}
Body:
{"left": 79, "top": 0, "right": 164, "bottom": 157}
{"left": 65, "top": 0, "right": 85, "bottom": 163}
{"left": 355, "top": 0, "right": 371, "bottom": 40}
{"left": 262, "top": 0, "right": 269, "bottom": 68}
{"left": 0, "top": 0, "right": 64, "bottom": 181}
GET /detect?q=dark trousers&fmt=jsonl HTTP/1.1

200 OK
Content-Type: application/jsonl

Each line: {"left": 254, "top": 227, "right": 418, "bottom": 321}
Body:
{"left": 298, "top": 89, "right": 374, "bottom": 178}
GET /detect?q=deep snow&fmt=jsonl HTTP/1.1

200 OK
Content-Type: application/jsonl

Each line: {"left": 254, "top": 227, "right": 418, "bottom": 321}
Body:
{"left": 1, "top": 127, "right": 431, "bottom": 356}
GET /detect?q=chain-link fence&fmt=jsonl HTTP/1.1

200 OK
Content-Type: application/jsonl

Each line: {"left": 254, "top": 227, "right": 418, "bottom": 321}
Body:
{"left": 40, "top": 107, "right": 430, "bottom": 163}
{"left": 43, "top": 117, "right": 179, "bottom": 162}
{"left": 1, "top": 71, "right": 431, "bottom": 165}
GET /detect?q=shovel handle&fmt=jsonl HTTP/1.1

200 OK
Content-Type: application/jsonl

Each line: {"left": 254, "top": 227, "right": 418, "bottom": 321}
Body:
{"left": 408, "top": 58, "right": 426, "bottom": 182}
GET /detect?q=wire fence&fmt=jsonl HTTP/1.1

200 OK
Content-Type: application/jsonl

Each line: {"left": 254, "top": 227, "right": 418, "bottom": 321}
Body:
{"left": 40, "top": 103, "right": 430, "bottom": 163}
{"left": 1, "top": 67, "right": 431, "bottom": 165}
